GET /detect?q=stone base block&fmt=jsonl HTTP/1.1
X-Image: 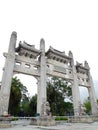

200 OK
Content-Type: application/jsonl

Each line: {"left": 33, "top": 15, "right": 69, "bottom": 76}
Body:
{"left": 0, "top": 117, "right": 12, "bottom": 128}
{"left": 0, "top": 123, "right": 12, "bottom": 128}
{"left": 69, "top": 116, "right": 93, "bottom": 123}
{"left": 30, "top": 116, "right": 55, "bottom": 126}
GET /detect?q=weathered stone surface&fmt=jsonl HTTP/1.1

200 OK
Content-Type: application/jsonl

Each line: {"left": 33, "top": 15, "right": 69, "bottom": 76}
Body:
{"left": 30, "top": 116, "right": 55, "bottom": 126}
{"left": 68, "top": 116, "right": 98, "bottom": 123}
{"left": 0, "top": 117, "right": 12, "bottom": 128}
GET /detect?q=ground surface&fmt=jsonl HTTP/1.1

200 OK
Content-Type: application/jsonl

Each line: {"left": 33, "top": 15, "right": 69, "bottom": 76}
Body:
{"left": 0, "top": 120, "right": 98, "bottom": 130}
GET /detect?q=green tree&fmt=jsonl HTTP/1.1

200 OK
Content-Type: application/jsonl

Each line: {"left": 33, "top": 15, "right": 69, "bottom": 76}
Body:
{"left": 84, "top": 97, "right": 91, "bottom": 115}
{"left": 29, "top": 94, "right": 37, "bottom": 116}
{"left": 84, "top": 98, "right": 98, "bottom": 115}
{"left": 8, "top": 77, "right": 28, "bottom": 116}
{"left": 20, "top": 94, "right": 30, "bottom": 116}
{"left": 47, "top": 77, "right": 73, "bottom": 116}
{"left": 64, "top": 102, "right": 73, "bottom": 116}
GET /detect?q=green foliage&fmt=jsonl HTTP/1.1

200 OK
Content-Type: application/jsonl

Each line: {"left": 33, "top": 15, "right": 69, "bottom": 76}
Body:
{"left": 84, "top": 98, "right": 98, "bottom": 115}
{"left": 9, "top": 76, "right": 74, "bottom": 116}
{"left": 55, "top": 116, "right": 68, "bottom": 121}
{"left": 20, "top": 94, "right": 30, "bottom": 116}
{"left": 64, "top": 102, "right": 73, "bottom": 115}
{"left": 84, "top": 100, "right": 91, "bottom": 115}
{"left": 29, "top": 94, "right": 37, "bottom": 116}
{"left": 47, "top": 77, "right": 73, "bottom": 116}
{"left": 12, "top": 117, "right": 19, "bottom": 121}
{"left": 8, "top": 77, "right": 29, "bottom": 116}
{"left": 8, "top": 76, "right": 37, "bottom": 116}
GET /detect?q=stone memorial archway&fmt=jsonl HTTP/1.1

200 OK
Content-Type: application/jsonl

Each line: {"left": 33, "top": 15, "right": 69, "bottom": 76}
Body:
{"left": 0, "top": 32, "right": 98, "bottom": 116}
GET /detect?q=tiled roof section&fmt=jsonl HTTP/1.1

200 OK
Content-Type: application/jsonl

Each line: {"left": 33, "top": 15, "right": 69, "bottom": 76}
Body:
{"left": 15, "top": 41, "right": 41, "bottom": 54}
{"left": 45, "top": 46, "right": 72, "bottom": 60}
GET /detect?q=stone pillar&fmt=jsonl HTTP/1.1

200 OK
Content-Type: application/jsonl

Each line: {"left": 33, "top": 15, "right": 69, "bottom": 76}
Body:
{"left": 88, "top": 73, "right": 98, "bottom": 115}
{"left": 69, "top": 51, "right": 81, "bottom": 116}
{"left": 37, "top": 77, "right": 41, "bottom": 115}
{"left": 0, "top": 32, "right": 17, "bottom": 115}
{"left": 37, "top": 39, "right": 47, "bottom": 116}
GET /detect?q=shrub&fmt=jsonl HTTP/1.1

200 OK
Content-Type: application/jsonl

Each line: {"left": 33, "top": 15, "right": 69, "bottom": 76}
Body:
{"left": 12, "top": 117, "right": 19, "bottom": 121}
{"left": 55, "top": 116, "right": 68, "bottom": 121}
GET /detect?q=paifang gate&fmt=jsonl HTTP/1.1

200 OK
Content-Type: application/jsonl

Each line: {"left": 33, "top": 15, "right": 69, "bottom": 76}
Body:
{"left": 0, "top": 32, "right": 98, "bottom": 116}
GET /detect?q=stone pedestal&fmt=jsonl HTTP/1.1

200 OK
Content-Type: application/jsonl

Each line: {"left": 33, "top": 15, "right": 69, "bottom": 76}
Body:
{"left": 69, "top": 116, "right": 93, "bottom": 123}
{"left": 30, "top": 116, "right": 55, "bottom": 126}
{"left": 0, "top": 117, "right": 12, "bottom": 128}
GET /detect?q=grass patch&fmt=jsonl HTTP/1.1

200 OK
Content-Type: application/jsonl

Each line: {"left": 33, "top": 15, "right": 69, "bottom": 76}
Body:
{"left": 12, "top": 117, "right": 19, "bottom": 121}
{"left": 55, "top": 116, "right": 68, "bottom": 121}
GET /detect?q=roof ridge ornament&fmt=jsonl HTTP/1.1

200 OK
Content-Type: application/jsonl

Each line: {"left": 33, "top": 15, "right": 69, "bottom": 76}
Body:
{"left": 68, "top": 51, "right": 73, "bottom": 58}
{"left": 84, "top": 60, "right": 90, "bottom": 69}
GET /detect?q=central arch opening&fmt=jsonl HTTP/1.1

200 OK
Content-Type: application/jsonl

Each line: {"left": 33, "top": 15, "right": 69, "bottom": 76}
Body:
{"left": 46, "top": 76, "right": 73, "bottom": 116}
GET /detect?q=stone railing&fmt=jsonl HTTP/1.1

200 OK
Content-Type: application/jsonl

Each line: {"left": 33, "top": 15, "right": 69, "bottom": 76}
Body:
{"left": 0, "top": 115, "right": 98, "bottom": 128}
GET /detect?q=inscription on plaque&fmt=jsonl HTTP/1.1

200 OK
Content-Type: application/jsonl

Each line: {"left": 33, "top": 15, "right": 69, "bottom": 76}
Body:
{"left": 54, "top": 66, "right": 66, "bottom": 74}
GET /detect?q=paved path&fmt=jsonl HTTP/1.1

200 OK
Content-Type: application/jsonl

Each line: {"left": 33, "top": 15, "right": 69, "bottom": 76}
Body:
{"left": 0, "top": 122, "right": 98, "bottom": 130}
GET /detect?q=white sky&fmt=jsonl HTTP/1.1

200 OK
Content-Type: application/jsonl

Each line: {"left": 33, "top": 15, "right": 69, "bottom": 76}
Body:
{"left": 0, "top": 0, "right": 98, "bottom": 97}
